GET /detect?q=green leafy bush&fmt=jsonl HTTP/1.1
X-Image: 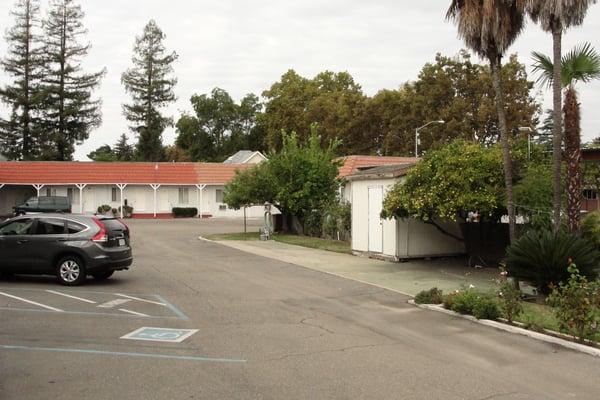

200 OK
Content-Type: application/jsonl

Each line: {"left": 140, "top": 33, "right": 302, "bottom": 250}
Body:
{"left": 323, "top": 201, "right": 351, "bottom": 240}
{"left": 472, "top": 297, "right": 500, "bottom": 320}
{"left": 506, "top": 230, "right": 600, "bottom": 293}
{"left": 547, "top": 263, "right": 600, "bottom": 343}
{"left": 97, "top": 204, "right": 112, "bottom": 214}
{"left": 443, "top": 292, "right": 459, "bottom": 310}
{"left": 496, "top": 269, "right": 523, "bottom": 324}
{"left": 582, "top": 211, "right": 600, "bottom": 248}
{"left": 447, "top": 289, "right": 500, "bottom": 320}
{"left": 414, "top": 287, "right": 443, "bottom": 304}
{"left": 172, "top": 207, "right": 198, "bottom": 218}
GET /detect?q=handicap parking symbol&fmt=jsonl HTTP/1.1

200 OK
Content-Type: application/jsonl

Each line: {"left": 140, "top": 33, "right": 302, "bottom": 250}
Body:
{"left": 121, "top": 327, "right": 198, "bottom": 343}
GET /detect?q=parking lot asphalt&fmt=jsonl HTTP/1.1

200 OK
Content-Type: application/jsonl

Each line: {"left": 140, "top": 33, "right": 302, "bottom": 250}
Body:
{"left": 1, "top": 218, "right": 599, "bottom": 400}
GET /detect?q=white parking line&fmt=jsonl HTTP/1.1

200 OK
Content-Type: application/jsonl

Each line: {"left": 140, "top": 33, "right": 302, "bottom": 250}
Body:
{"left": 115, "top": 293, "right": 166, "bottom": 306}
{"left": 46, "top": 290, "right": 97, "bottom": 304}
{"left": 0, "top": 291, "right": 64, "bottom": 312}
{"left": 118, "top": 308, "right": 150, "bottom": 317}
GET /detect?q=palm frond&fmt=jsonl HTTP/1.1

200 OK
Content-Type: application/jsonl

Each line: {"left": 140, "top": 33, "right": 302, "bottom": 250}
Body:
{"left": 531, "top": 51, "right": 554, "bottom": 89}
{"left": 562, "top": 42, "right": 600, "bottom": 87}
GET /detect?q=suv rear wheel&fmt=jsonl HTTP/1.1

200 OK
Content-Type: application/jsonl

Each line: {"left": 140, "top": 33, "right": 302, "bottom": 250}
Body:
{"left": 56, "top": 255, "right": 86, "bottom": 286}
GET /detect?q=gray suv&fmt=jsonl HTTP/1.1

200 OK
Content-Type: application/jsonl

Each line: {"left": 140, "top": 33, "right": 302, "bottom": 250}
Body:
{"left": 0, "top": 214, "right": 132, "bottom": 285}
{"left": 14, "top": 196, "right": 72, "bottom": 215}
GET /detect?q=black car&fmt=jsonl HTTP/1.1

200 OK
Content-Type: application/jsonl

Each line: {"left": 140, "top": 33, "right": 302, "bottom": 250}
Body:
{"left": 14, "top": 196, "right": 72, "bottom": 215}
{"left": 0, "top": 214, "right": 132, "bottom": 285}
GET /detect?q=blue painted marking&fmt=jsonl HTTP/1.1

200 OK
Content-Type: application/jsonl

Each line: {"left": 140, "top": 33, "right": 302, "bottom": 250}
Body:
{"left": 0, "top": 344, "right": 246, "bottom": 363}
{"left": 0, "top": 306, "right": 183, "bottom": 320}
{"left": 154, "top": 294, "right": 189, "bottom": 320}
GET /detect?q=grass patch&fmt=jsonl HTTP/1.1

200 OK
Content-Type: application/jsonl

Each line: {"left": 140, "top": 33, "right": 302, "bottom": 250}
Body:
{"left": 205, "top": 232, "right": 351, "bottom": 254}
{"left": 204, "top": 232, "right": 259, "bottom": 241}
{"left": 274, "top": 234, "right": 351, "bottom": 254}
{"left": 514, "top": 301, "right": 600, "bottom": 342}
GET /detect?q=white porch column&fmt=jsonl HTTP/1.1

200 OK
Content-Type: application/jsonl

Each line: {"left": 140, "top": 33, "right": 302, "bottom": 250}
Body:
{"left": 75, "top": 184, "right": 87, "bottom": 214}
{"left": 32, "top": 184, "right": 44, "bottom": 197}
{"left": 116, "top": 184, "right": 127, "bottom": 218}
{"left": 195, "top": 184, "right": 206, "bottom": 218}
{"left": 150, "top": 184, "right": 161, "bottom": 218}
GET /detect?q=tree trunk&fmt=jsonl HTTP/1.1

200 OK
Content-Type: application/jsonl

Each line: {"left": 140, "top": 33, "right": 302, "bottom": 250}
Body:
{"left": 490, "top": 55, "right": 516, "bottom": 244}
{"left": 551, "top": 28, "right": 563, "bottom": 231}
{"left": 564, "top": 87, "right": 581, "bottom": 233}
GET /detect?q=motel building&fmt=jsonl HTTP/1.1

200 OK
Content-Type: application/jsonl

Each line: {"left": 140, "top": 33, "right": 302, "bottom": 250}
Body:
{"left": 0, "top": 152, "right": 269, "bottom": 218}
{"left": 0, "top": 152, "right": 418, "bottom": 220}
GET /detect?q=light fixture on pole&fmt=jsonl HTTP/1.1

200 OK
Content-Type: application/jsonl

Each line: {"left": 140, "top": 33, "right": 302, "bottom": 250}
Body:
{"left": 518, "top": 126, "right": 534, "bottom": 160}
{"left": 415, "top": 120, "right": 445, "bottom": 157}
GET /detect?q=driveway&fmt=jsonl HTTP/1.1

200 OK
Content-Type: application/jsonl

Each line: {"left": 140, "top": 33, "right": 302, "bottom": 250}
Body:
{"left": 0, "top": 218, "right": 598, "bottom": 399}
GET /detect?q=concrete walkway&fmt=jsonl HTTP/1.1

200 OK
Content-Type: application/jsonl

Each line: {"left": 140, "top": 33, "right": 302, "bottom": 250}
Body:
{"left": 212, "top": 239, "right": 497, "bottom": 296}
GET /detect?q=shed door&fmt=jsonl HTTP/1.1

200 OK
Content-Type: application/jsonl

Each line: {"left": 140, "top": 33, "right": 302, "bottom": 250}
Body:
{"left": 368, "top": 186, "right": 383, "bottom": 253}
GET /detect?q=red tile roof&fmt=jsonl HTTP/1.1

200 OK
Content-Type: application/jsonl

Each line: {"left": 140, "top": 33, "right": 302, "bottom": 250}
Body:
{"left": 0, "top": 162, "right": 253, "bottom": 185}
{"left": 195, "top": 163, "right": 253, "bottom": 184}
{"left": 337, "top": 155, "right": 418, "bottom": 178}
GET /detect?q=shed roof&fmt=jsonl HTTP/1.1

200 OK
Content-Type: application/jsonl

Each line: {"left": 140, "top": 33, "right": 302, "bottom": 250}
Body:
{"left": 337, "top": 155, "right": 418, "bottom": 178}
{"left": 345, "top": 163, "right": 415, "bottom": 181}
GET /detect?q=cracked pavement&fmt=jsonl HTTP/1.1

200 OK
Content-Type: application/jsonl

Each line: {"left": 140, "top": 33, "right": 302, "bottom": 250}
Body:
{"left": 1, "top": 218, "right": 599, "bottom": 400}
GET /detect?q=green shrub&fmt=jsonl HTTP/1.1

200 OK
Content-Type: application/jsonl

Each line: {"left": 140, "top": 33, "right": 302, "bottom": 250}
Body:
{"left": 414, "top": 287, "right": 443, "bottom": 304}
{"left": 506, "top": 229, "right": 600, "bottom": 293}
{"left": 582, "top": 211, "right": 600, "bottom": 248}
{"left": 547, "top": 263, "right": 600, "bottom": 343}
{"left": 448, "top": 289, "right": 499, "bottom": 320}
{"left": 97, "top": 204, "right": 112, "bottom": 214}
{"left": 496, "top": 269, "right": 523, "bottom": 324}
{"left": 172, "top": 207, "right": 198, "bottom": 218}
{"left": 323, "top": 201, "right": 351, "bottom": 240}
{"left": 443, "top": 292, "right": 459, "bottom": 310}
{"left": 472, "top": 297, "right": 500, "bottom": 320}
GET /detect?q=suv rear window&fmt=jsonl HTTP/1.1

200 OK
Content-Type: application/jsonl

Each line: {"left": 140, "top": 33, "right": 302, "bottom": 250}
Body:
{"left": 101, "top": 219, "right": 126, "bottom": 232}
{"left": 67, "top": 221, "right": 87, "bottom": 233}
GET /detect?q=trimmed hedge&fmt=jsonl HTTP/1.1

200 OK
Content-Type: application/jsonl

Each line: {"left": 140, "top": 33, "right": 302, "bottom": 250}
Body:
{"left": 172, "top": 207, "right": 198, "bottom": 218}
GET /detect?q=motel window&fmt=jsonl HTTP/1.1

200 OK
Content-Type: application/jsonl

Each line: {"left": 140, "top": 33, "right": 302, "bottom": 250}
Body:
{"left": 67, "top": 188, "right": 74, "bottom": 202}
{"left": 179, "top": 187, "right": 189, "bottom": 204}
{"left": 215, "top": 189, "right": 224, "bottom": 203}
{"left": 583, "top": 189, "right": 597, "bottom": 200}
{"left": 46, "top": 187, "right": 56, "bottom": 197}
{"left": 111, "top": 187, "right": 118, "bottom": 202}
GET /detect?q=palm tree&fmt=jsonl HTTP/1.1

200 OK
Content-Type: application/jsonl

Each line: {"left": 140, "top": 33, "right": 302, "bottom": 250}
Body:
{"left": 446, "top": 0, "right": 526, "bottom": 243}
{"left": 526, "top": 0, "right": 597, "bottom": 232}
{"left": 532, "top": 43, "right": 600, "bottom": 233}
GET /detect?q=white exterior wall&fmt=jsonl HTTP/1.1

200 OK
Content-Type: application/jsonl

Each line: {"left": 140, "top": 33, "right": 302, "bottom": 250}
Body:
{"left": 396, "top": 218, "right": 465, "bottom": 258}
{"left": 351, "top": 177, "right": 465, "bottom": 259}
{"left": 0, "top": 183, "right": 267, "bottom": 218}
{"left": 351, "top": 177, "right": 397, "bottom": 257}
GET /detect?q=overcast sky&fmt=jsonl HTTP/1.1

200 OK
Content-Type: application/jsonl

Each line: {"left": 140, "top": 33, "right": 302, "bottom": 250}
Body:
{"left": 1, "top": 0, "right": 599, "bottom": 161}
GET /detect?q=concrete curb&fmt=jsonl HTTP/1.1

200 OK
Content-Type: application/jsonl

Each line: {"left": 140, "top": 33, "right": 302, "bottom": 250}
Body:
{"left": 197, "top": 236, "right": 214, "bottom": 242}
{"left": 408, "top": 300, "right": 600, "bottom": 358}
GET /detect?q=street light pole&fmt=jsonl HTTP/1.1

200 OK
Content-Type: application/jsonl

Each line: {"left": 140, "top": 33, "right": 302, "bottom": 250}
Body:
{"left": 415, "top": 120, "right": 445, "bottom": 157}
{"left": 519, "top": 126, "right": 534, "bottom": 160}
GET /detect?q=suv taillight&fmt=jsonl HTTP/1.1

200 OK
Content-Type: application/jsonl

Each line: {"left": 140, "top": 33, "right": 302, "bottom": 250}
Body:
{"left": 91, "top": 218, "right": 108, "bottom": 243}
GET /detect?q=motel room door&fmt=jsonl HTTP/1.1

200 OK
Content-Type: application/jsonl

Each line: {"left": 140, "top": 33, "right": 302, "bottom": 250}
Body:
{"left": 368, "top": 186, "right": 383, "bottom": 253}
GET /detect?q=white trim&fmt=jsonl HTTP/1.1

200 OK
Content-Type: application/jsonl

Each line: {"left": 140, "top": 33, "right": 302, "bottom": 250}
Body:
{"left": 195, "top": 184, "right": 206, "bottom": 218}
{"left": 32, "top": 184, "right": 44, "bottom": 197}
{"left": 149, "top": 184, "right": 161, "bottom": 218}
{"left": 240, "top": 151, "right": 267, "bottom": 164}
{"left": 116, "top": 184, "right": 127, "bottom": 218}
{"left": 0, "top": 184, "right": 4, "bottom": 190}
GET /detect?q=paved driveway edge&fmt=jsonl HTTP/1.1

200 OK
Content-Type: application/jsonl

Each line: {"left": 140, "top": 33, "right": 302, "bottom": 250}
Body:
{"left": 409, "top": 300, "right": 600, "bottom": 358}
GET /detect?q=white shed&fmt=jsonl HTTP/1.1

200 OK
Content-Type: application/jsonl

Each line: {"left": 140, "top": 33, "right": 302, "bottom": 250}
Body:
{"left": 347, "top": 164, "right": 465, "bottom": 261}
